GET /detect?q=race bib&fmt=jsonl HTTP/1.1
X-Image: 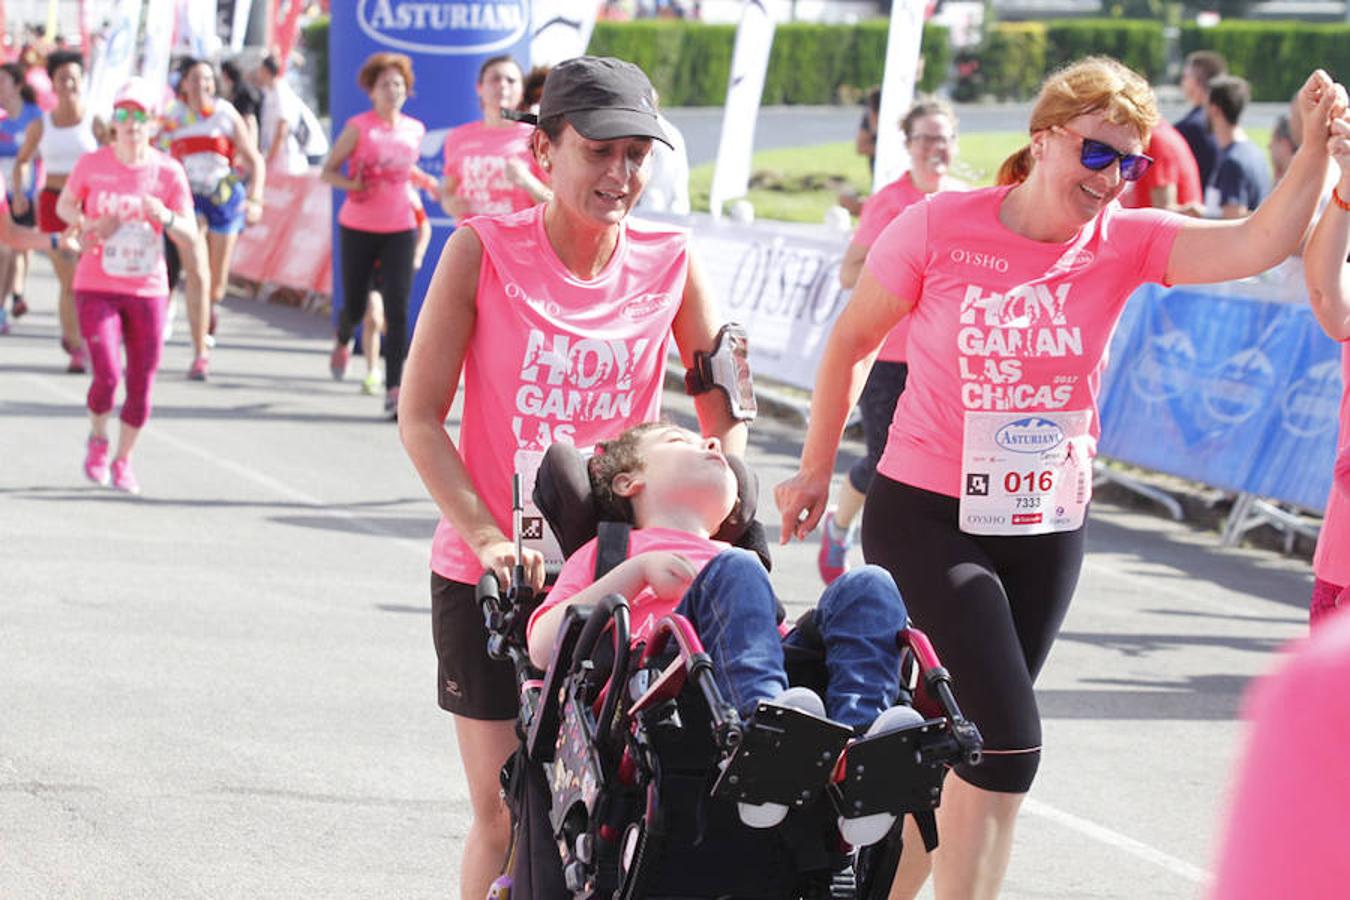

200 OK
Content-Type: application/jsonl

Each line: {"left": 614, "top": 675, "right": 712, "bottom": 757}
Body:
{"left": 183, "top": 153, "right": 227, "bottom": 196}
{"left": 959, "top": 409, "right": 1094, "bottom": 536}
{"left": 101, "top": 220, "right": 161, "bottom": 278}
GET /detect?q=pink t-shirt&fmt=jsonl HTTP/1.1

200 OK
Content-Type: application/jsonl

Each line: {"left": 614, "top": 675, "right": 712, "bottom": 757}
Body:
{"left": 442, "top": 120, "right": 543, "bottom": 218}
{"left": 338, "top": 110, "right": 425, "bottom": 233}
{"left": 65, "top": 146, "right": 192, "bottom": 298}
{"left": 854, "top": 173, "right": 966, "bottom": 363}
{"left": 430, "top": 206, "right": 690, "bottom": 583}
{"left": 1208, "top": 613, "right": 1350, "bottom": 899}
{"left": 529, "top": 528, "right": 730, "bottom": 645}
{"left": 866, "top": 185, "right": 1182, "bottom": 499}
{"left": 1313, "top": 344, "right": 1350, "bottom": 586}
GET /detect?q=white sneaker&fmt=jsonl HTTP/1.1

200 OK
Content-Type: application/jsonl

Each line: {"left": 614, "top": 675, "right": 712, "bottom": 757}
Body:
{"left": 836, "top": 704, "right": 926, "bottom": 847}
{"left": 736, "top": 686, "right": 828, "bottom": 829}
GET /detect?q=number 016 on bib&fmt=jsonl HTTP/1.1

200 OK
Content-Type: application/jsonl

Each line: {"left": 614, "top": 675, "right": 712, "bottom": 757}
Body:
{"left": 959, "top": 409, "right": 1094, "bottom": 536}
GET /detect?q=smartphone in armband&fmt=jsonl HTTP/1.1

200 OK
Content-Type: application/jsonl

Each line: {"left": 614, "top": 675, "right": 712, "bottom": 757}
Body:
{"left": 685, "top": 323, "right": 757, "bottom": 422}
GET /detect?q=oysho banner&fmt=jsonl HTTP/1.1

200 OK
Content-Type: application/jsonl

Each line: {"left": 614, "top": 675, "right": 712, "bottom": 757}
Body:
{"left": 675, "top": 212, "right": 851, "bottom": 390}
{"left": 708, "top": 0, "right": 775, "bottom": 218}
{"left": 328, "top": 1, "right": 531, "bottom": 333}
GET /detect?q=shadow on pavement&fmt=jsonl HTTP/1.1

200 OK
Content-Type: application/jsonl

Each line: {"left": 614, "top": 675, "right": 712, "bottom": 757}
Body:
{"left": 1038, "top": 672, "right": 1256, "bottom": 721}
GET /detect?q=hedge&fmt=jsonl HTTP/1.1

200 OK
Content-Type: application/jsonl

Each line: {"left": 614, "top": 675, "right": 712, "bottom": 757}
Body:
{"left": 960, "top": 19, "right": 1166, "bottom": 101}
{"left": 1180, "top": 22, "right": 1350, "bottom": 102}
{"left": 302, "top": 17, "right": 330, "bottom": 116}
{"left": 1043, "top": 19, "right": 1164, "bottom": 84}
{"left": 977, "top": 23, "right": 1048, "bottom": 101}
{"left": 589, "top": 20, "right": 952, "bottom": 106}
{"left": 300, "top": 18, "right": 951, "bottom": 112}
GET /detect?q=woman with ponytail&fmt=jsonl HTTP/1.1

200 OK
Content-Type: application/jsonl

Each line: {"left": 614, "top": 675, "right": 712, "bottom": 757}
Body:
{"left": 777, "top": 56, "right": 1347, "bottom": 898}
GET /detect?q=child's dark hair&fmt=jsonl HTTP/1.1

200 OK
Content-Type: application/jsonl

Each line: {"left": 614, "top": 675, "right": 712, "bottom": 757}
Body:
{"left": 587, "top": 422, "right": 666, "bottom": 524}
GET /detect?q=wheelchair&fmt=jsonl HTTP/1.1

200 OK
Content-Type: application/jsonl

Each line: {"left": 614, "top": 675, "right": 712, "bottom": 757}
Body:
{"left": 479, "top": 445, "right": 983, "bottom": 899}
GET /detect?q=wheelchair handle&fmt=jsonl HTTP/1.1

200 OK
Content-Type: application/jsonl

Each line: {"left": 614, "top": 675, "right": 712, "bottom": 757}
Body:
{"left": 476, "top": 571, "right": 500, "bottom": 605}
{"left": 570, "top": 594, "right": 633, "bottom": 746}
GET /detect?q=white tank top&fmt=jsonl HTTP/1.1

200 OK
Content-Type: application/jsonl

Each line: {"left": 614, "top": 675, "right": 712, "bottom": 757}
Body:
{"left": 161, "top": 99, "right": 240, "bottom": 196}
{"left": 39, "top": 111, "right": 99, "bottom": 177}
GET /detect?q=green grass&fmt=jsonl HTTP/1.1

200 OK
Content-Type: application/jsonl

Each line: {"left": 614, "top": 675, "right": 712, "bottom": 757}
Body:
{"left": 690, "top": 127, "right": 1274, "bottom": 224}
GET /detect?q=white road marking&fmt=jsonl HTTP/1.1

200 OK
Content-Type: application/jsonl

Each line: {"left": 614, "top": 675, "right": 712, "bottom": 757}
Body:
{"left": 1023, "top": 797, "right": 1210, "bottom": 884}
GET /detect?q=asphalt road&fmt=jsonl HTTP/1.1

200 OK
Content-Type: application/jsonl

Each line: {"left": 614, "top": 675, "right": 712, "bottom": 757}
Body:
{"left": 0, "top": 264, "right": 1315, "bottom": 899}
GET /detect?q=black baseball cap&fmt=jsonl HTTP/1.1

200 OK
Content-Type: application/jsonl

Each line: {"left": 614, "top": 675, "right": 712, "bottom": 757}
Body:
{"left": 536, "top": 56, "right": 671, "bottom": 149}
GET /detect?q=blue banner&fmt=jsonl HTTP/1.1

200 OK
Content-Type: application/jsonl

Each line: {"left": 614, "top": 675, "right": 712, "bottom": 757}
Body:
{"left": 328, "top": 1, "right": 532, "bottom": 333}
{"left": 1099, "top": 283, "right": 1342, "bottom": 512}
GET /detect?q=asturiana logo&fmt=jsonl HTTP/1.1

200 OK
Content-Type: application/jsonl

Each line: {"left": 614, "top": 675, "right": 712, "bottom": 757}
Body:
{"left": 359, "top": 0, "right": 528, "bottom": 55}
{"left": 994, "top": 417, "right": 1065, "bottom": 453}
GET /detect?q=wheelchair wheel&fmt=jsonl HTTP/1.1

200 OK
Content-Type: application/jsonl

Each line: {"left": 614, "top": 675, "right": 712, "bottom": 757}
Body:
{"left": 616, "top": 820, "right": 663, "bottom": 900}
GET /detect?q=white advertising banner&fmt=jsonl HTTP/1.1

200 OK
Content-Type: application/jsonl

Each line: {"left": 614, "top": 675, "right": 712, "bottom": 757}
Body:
{"left": 676, "top": 212, "right": 851, "bottom": 390}
{"left": 139, "top": 0, "right": 176, "bottom": 97}
{"left": 708, "top": 0, "right": 775, "bottom": 218}
{"left": 177, "top": 0, "right": 221, "bottom": 58}
{"left": 872, "top": 0, "right": 926, "bottom": 192}
{"left": 87, "top": 0, "right": 143, "bottom": 118}
{"left": 530, "top": 0, "right": 599, "bottom": 67}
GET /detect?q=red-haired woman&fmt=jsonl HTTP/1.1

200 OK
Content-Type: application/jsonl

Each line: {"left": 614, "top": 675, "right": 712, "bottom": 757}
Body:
{"left": 320, "top": 51, "right": 434, "bottom": 418}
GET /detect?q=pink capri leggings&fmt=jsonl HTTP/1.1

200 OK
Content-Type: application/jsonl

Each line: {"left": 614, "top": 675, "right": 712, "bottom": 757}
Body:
{"left": 75, "top": 290, "right": 167, "bottom": 429}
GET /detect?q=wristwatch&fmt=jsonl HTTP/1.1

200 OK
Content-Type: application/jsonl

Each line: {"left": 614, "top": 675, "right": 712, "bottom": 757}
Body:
{"left": 48, "top": 233, "right": 59, "bottom": 250}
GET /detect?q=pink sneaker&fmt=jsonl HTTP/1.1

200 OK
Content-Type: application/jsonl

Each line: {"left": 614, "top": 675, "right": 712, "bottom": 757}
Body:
{"left": 110, "top": 458, "right": 140, "bottom": 495}
{"left": 187, "top": 355, "right": 210, "bottom": 381}
{"left": 84, "top": 436, "right": 111, "bottom": 486}
{"left": 329, "top": 343, "right": 350, "bottom": 381}
{"left": 817, "top": 511, "right": 854, "bottom": 585}
{"left": 65, "top": 341, "right": 87, "bottom": 374}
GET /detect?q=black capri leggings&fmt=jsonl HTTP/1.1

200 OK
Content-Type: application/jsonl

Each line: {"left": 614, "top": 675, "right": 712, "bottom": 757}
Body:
{"left": 338, "top": 225, "right": 416, "bottom": 388}
{"left": 848, "top": 361, "right": 908, "bottom": 495}
{"left": 861, "top": 475, "right": 1086, "bottom": 794}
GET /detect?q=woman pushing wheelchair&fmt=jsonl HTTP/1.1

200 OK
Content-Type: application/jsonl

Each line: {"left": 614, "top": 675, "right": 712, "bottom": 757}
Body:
{"left": 399, "top": 57, "right": 749, "bottom": 900}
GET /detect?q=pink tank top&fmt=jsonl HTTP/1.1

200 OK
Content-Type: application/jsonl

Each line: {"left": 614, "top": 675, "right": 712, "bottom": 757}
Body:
{"left": 338, "top": 110, "right": 424, "bottom": 233}
{"left": 441, "top": 120, "right": 543, "bottom": 218}
{"left": 430, "top": 206, "right": 690, "bottom": 582}
{"left": 866, "top": 186, "right": 1182, "bottom": 499}
{"left": 1313, "top": 344, "right": 1350, "bottom": 586}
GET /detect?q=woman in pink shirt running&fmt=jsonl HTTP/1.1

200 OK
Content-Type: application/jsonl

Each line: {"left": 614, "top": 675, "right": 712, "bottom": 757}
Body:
{"left": 439, "top": 55, "right": 550, "bottom": 222}
{"left": 776, "top": 57, "right": 1347, "bottom": 900}
{"left": 818, "top": 98, "right": 966, "bottom": 585}
{"left": 56, "top": 78, "right": 197, "bottom": 494}
{"left": 399, "top": 57, "right": 745, "bottom": 900}
{"left": 320, "top": 52, "right": 434, "bottom": 418}
{"left": 1302, "top": 109, "right": 1350, "bottom": 625}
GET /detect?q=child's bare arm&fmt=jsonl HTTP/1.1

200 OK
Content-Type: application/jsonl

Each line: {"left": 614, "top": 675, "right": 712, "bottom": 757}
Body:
{"left": 527, "top": 552, "right": 697, "bottom": 668}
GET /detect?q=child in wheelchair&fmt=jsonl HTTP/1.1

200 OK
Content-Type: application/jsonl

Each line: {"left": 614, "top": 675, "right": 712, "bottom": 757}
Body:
{"left": 528, "top": 421, "right": 923, "bottom": 846}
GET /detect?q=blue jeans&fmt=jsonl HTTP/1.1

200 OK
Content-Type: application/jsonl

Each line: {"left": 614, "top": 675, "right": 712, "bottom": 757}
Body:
{"left": 674, "top": 549, "right": 907, "bottom": 729}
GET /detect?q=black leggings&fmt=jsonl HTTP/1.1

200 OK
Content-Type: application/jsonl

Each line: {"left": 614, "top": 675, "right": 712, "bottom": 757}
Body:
{"left": 861, "top": 475, "right": 1085, "bottom": 793}
{"left": 338, "top": 225, "right": 416, "bottom": 387}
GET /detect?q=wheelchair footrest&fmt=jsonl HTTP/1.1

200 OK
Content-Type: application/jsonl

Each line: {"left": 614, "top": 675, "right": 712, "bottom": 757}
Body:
{"left": 711, "top": 702, "right": 853, "bottom": 809}
{"left": 831, "top": 718, "right": 952, "bottom": 819}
